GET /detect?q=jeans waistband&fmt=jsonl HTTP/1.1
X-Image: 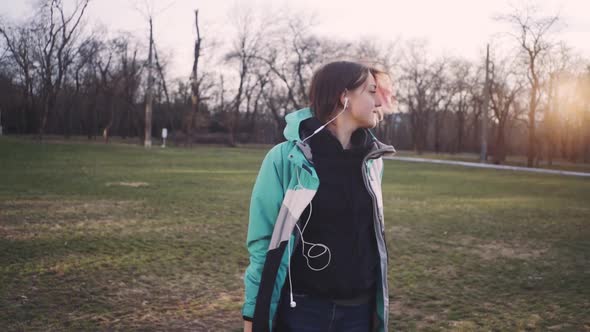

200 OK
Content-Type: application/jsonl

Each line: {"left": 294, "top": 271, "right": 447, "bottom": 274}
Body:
{"left": 288, "top": 290, "right": 374, "bottom": 306}
{"left": 331, "top": 292, "right": 373, "bottom": 306}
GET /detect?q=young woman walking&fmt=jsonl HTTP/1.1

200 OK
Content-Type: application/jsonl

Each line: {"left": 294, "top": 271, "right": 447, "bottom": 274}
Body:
{"left": 242, "top": 60, "right": 396, "bottom": 332}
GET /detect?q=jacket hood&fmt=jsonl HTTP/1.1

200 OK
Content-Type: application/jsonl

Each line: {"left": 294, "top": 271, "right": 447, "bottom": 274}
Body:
{"left": 283, "top": 107, "right": 315, "bottom": 142}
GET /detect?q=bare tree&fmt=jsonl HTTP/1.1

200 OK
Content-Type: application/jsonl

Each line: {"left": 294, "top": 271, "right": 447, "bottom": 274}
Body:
{"left": 152, "top": 40, "right": 173, "bottom": 134}
{"left": 262, "top": 77, "right": 289, "bottom": 142}
{"left": 433, "top": 68, "right": 455, "bottom": 154}
{"left": 399, "top": 40, "right": 447, "bottom": 153}
{"left": 583, "top": 66, "right": 590, "bottom": 163}
{"left": 0, "top": 23, "right": 38, "bottom": 133}
{"left": 225, "top": 5, "right": 268, "bottom": 146}
{"left": 116, "top": 34, "right": 142, "bottom": 139}
{"left": 448, "top": 59, "right": 475, "bottom": 153}
{"left": 541, "top": 42, "right": 573, "bottom": 165}
{"left": 34, "top": 0, "right": 90, "bottom": 139}
{"left": 62, "top": 34, "right": 97, "bottom": 138}
{"left": 142, "top": 16, "right": 154, "bottom": 147}
{"left": 187, "top": 9, "right": 203, "bottom": 147}
{"left": 133, "top": 0, "right": 176, "bottom": 147}
{"left": 497, "top": 3, "right": 559, "bottom": 166}
{"left": 488, "top": 58, "right": 524, "bottom": 163}
{"left": 77, "top": 35, "right": 101, "bottom": 139}
{"left": 254, "top": 15, "right": 332, "bottom": 113}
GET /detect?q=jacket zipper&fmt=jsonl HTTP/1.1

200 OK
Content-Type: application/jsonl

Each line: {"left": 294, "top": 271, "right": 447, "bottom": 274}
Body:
{"left": 361, "top": 147, "right": 394, "bottom": 330}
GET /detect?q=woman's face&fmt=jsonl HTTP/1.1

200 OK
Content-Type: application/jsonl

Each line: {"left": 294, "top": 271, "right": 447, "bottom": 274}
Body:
{"left": 346, "top": 73, "right": 383, "bottom": 129}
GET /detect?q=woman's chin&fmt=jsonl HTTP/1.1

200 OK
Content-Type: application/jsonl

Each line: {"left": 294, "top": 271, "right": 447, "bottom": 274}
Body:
{"left": 371, "top": 114, "right": 381, "bottom": 127}
{"left": 363, "top": 121, "right": 378, "bottom": 129}
{"left": 357, "top": 115, "right": 379, "bottom": 129}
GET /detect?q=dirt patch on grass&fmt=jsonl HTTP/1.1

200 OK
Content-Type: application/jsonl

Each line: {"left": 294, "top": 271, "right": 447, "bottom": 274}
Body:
{"left": 474, "top": 242, "right": 547, "bottom": 260}
{"left": 0, "top": 199, "right": 143, "bottom": 216}
{"left": 390, "top": 299, "right": 444, "bottom": 330}
{"left": 105, "top": 181, "right": 149, "bottom": 187}
{"left": 3, "top": 255, "right": 245, "bottom": 330}
{"left": 389, "top": 225, "right": 412, "bottom": 237}
{"left": 0, "top": 199, "right": 147, "bottom": 240}
{"left": 446, "top": 235, "right": 548, "bottom": 260}
{"left": 461, "top": 236, "right": 548, "bottom": 260}
{"left": 87, "top": 276, "right": 243, "bottom": 331}
{"left": 390, "top": 299, "right": 421, "bottom": 317}
{"left": 448, "top": 320, "right": 479, "bottom": 331}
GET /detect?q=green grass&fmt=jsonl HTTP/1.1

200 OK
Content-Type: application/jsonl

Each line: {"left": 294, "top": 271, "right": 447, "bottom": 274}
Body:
{"left": 1, "top": 136, "right": 589, "bottom": 331}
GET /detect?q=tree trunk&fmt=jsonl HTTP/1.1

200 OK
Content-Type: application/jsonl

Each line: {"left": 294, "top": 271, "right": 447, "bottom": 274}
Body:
{"left": 526, "top": 88, "right": 537, "bottom": 167}
{"left": 456, "top": 111, "right": 465, "bottom": 153}
{"left": 493, "top": 121, "right": 506, "bottom": 164}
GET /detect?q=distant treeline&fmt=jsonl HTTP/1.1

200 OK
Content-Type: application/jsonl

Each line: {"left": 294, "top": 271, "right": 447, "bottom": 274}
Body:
{"left": 1, "top": 1, "right": 588, "bottom": 166}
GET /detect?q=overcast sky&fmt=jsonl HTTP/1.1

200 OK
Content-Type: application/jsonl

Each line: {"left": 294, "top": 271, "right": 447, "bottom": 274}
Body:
{"left": 2, "top": 0, "right": 589, "bottom": 79}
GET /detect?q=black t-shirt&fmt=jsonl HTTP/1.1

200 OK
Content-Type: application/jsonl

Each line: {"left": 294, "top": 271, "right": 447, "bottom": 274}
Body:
{"left": 289, "top": 117, "right": 379, "bottom": 300}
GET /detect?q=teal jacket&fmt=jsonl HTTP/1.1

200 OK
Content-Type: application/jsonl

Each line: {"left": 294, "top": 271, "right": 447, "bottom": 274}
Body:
{"left": 242, "top": 107, "right": 396, "bottom": 331}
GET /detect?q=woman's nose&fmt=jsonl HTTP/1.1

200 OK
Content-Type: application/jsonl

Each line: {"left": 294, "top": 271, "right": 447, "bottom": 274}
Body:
{"left": 374, "top": 95, "right": 382, "bottom": 108}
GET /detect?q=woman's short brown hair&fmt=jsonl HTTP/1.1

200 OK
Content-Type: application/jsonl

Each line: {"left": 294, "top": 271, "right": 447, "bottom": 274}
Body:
{"left": 309, "top": 61, "right": 369, "bottom": 123}
{"left": 309, "top": 61, "right": 389, "bottom": 123}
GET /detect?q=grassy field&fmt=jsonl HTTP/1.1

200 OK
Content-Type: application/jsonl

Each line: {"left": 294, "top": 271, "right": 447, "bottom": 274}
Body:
{"left": 1, "top": 136, "right": 589, "bottom": 331}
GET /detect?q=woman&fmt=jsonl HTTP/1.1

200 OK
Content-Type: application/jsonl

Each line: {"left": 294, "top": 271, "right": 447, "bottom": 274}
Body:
{"left": 242, "top": 61, "right": 396, "bottom": 332}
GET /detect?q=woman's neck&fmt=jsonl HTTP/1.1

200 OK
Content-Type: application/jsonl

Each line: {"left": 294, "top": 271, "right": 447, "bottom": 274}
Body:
{"left": 326, "top": 118, "right": 358, "bottom": 150}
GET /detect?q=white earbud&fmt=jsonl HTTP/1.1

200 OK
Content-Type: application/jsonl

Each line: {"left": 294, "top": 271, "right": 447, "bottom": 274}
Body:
{"left": 302, "top": 95, "right": 349, "bottom": 143}
{"left": 287, "top": 235, "right": 297, "bottom": 308}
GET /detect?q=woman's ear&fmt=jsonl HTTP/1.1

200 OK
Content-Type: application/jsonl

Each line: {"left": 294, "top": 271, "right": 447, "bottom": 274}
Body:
{"left": 339, "top": 90, "right": 349, "bottom": 109}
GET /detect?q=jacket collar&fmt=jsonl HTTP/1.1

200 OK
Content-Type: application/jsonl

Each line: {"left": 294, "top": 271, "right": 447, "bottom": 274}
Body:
{"left": 299, "top": 116, "right": 371, "bottom": 156}
{"left": 283, "top": 107, "right": 397, "bottom": 161}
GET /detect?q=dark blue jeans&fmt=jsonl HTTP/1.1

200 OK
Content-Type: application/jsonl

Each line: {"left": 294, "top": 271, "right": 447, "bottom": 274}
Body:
{"left": 274, "top": 288, "right": 374, "bottom": 332}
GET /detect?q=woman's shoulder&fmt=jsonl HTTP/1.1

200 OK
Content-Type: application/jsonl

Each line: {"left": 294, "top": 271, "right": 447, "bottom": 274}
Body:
{"left": 264, "top": 140, "right": 295, "bottom": 161}
{"left": 257, "top": 141, "right": 296, "bottom": 189}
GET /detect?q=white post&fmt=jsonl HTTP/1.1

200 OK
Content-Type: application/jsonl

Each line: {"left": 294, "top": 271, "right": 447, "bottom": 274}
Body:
{"left": 161, "top": 128, "right": 167, "bottom": 148}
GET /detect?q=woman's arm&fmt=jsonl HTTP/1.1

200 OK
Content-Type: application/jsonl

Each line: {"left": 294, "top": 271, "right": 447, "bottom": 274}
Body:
{"left": 242, "top": 145, "right": 286, "bottom": 322}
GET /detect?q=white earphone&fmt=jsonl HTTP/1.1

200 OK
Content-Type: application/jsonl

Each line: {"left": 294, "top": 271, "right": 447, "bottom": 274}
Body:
{"left": 302, "top": 93, "right": 349, "bottom": 144}
{"left": 287, "top": 168, "right": 333, "bottom": 308}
